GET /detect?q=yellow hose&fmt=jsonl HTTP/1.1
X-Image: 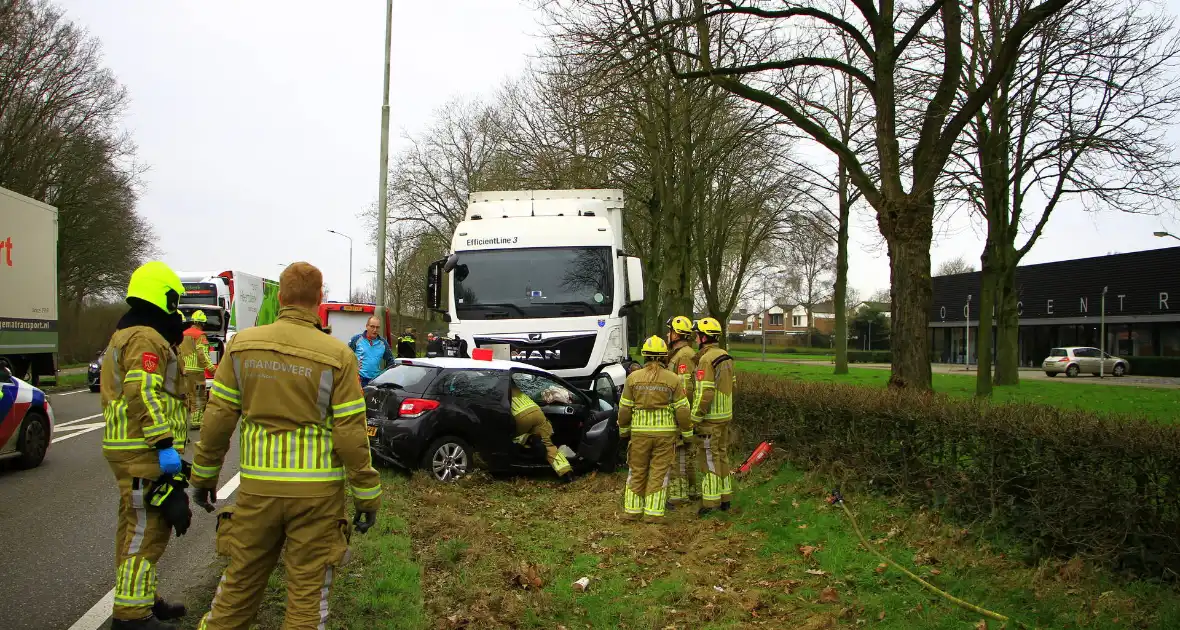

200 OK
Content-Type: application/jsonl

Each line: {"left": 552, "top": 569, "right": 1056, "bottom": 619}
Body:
{"left": 830, "top": 492, "right": 1025, "bottom": 628}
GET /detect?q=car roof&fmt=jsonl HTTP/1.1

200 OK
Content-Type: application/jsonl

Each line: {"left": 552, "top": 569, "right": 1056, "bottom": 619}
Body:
{"left": 396, "top": 356, "right": 555, "bottom": 376}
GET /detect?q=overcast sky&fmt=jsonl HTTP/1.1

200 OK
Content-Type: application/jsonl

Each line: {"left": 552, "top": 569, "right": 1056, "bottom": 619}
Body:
{"left": 57, "top": 0, "right": 1180, "bottom": 307}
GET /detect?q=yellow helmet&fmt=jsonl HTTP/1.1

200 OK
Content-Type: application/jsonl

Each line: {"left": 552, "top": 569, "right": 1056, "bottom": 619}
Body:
{"left": 127, "top": 261, "right": 185, "bottom": 314}
{"left": 641, "top": 335, "right": 669, "bottom": 357}
{"left": 191, "top": 310, "right": 207, "bottom": 324}
{"left": 693, "top": 317, "right": 723, "bottom": 337}
{"left": 666, "top": 315, "right": 694, "bottom": 335}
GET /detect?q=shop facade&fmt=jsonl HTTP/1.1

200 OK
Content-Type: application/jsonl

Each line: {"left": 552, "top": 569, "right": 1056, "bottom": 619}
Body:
{"left": 929, "top": 246, "right": 1180, "bottom": 365}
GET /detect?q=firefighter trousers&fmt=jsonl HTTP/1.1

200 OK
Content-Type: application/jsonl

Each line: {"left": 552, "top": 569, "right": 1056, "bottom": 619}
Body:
{"left": 186, "top": 374, "right": 206, "bottom": 429}
{"left": 516, "top": 420, "right": 572, "bottom": 476}
{"left": 111, "top": 464, "right": 172, "bottom": 621}
{"left": 667, "top": 439, "right": 696, "bottom": 502}
{"left": 623, "top": 434, "right": 677, "bottom": 520}
{"left": 197, "top": 490, "right": 352, "bottom": 630}
{"left": 695, "top": 421, "right": 733, "bottom": 508}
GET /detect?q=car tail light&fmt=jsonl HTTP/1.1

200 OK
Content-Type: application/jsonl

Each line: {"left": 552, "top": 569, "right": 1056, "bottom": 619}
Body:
{"left": 1058, "top": 357, "right": 1071, "bottom": 363}
{"left": 399, "top": 398, "right": 440, "bottom": 418}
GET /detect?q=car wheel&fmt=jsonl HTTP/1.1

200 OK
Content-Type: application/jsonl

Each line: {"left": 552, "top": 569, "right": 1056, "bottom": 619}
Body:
{"left": 421, "top": 436, "right": 472, "bottom": 482}
{"left": 89, "top": 384, "right": 100, "bottom": 393}
{"left": 1113, "top": 363, "right": 1126, "bottom": 377}
{"left": 1066, "top": 364, "right": 1080, "bottom": 378}
{"left": 16, "top": 409, "right": 50, "bottom": 469}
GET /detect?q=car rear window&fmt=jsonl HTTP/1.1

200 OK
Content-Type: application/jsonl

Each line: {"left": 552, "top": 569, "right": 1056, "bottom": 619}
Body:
{"left": 370, "top": 364, "right": 439, "bottom": 394}
{"left": 1049, "top": 348, "right": 1068, "bottom": 357}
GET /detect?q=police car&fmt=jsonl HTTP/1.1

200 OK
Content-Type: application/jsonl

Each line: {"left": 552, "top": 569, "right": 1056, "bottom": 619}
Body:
{"left": 0, "top": 365, "right": 54, "bottom": 469}
{"left": 364, "top": 356, "right": 622, "bottom": 481}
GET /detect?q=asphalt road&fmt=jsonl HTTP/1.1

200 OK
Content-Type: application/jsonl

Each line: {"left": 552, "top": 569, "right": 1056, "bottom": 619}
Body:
{"left": 0, "top": 388, "right": 241, "bottom": 630}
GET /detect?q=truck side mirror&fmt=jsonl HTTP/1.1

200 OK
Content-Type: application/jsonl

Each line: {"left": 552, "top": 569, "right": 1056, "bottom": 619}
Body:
{"left": 442, "top": 253, "right": 458, "bottom": 274}
{"left": 625, "top": 257, "right": 644, "bottom": 305}
{"left": 426, "top": 258, "right": 445, "bottom": 313}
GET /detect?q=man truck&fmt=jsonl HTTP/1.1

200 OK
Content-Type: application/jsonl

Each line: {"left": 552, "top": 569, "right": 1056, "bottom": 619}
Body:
{"left": 0, "top": 186, "right": 58, "bottom": 385}
{"left": 426, "top": 189, "right": 644, "bottom": 392}
{"left": 177, "top": 270, "right": 280, "bottom": 378}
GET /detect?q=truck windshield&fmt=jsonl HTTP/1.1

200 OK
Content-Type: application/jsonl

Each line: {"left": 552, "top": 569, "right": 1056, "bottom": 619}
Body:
{"left": 182, "top": 282, "right": 220, "bottom": 306}
{"left": 453, "top": 247, "right": 614, "bottom": 319}
{"left": 181, "top": 309, "right": 225, "bottom": 333}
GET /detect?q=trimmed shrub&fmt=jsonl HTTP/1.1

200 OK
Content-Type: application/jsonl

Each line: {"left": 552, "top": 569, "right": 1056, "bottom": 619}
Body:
{"left": 1129, "top": 356, "right": 1180, "bottom": 377}
{"left": 735, "top": 373, "right": 1180, "bottom": 578}
{"left": 847, "top": 350, "right": 891, "bottom": 363}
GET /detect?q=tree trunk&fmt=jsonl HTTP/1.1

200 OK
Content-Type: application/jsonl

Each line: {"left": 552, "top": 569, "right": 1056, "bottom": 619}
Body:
{"left": 975, "top": 261, "right": 996, "bottom": 397}
{"left": 993, "top": 250, "right": 1022, "bottom": 385}
{"left": 833, "top": 163, "right": 851, "bottom": 374}
{"left": 880, "top": 197, "right": 934, "bottom": 391}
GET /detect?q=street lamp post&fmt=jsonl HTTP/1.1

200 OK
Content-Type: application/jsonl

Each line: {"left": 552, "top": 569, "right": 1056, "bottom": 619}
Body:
{"left": 1154, "top": 230, "right": 1180, "bottom": 242}
{"left": 965, "top": 294, "right": 973, "bottom": 369}
{"left": 374, "top": 0, "right": 393, "bottom": 336}
{"left": 1100, "top": 286, "right": 1108, "bottom": 378}
{"left": 327, "top": 230, "right": 354, "bottom": 300}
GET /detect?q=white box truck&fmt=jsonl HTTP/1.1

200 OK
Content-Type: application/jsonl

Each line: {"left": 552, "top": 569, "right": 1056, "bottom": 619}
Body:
{"left": 0, "top": 186, "right": 59, "bottom": 384}
{"left": 426, "top": 189, "right": 644, "bottom": 391}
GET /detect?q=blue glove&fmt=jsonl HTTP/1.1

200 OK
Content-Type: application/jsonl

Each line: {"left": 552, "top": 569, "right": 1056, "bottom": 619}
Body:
{"left": 158, "top": 447, "right": 182, "bottom": 475}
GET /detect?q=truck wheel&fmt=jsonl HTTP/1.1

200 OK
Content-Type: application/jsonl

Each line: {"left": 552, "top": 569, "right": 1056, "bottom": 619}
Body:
{"left": 16, "top": 409, "right": 50, "bottom": 469}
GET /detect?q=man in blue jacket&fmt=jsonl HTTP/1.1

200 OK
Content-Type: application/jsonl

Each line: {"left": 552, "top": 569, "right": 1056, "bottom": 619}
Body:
{"left": 349, "top": 316, "right": 394, "bottom": 387}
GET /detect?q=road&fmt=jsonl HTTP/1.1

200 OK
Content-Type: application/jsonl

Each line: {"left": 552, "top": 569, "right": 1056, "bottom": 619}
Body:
{"left": 0, "top": 388, "right": 241, "bottom": 630}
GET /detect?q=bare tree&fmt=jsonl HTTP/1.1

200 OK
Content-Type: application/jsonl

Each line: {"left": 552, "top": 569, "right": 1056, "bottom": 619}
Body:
{"left": 780, "top": 212, "right": 836, "bottom": 347}
{"left": 609, "top": 0, "right": 1073, "bottom": 390}
{"left": 949, "top": 0, "right": 1180, "bottom": 394}
{"left": 934, "top": 256, "right": 975, "bottom": 276}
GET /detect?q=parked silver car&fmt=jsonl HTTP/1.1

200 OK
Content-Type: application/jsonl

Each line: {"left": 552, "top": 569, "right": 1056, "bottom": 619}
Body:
{"left": 1042, "top": 347, "right": 1129, "bottom": 378}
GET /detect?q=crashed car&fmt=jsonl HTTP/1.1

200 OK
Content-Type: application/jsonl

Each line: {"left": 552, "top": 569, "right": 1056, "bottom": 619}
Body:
{"left": 0, "top": 365, "right": 55, "bottom": 469}
{"left": 364, "top": 357, "right": 622, "bottom": 481}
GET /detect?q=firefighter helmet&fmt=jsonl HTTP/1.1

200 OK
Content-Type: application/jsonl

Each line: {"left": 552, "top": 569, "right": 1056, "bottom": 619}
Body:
{"left": 126, "top": 262, "right": 185, "bottom": 314}
{"left": 693, "top": 317, "right": 723, "bottom": 337}
{"left": 666, "top": 315, "right": 694, "bottom": 335}
{"left": 191, "top": 310, "right": 207, "bottom": 324}
{"left": 641, "top": 335, "right": 669, "bottom": 357}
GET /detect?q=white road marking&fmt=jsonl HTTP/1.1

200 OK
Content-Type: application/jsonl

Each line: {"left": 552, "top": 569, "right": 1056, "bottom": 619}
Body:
{"left": 51, "top": 424, "right": 104, "bottom": 444}
{"left": 68, "top": 472, "right": 243, "bottom": 630}
{"left": 55, "top": 414, "right": 102, "bottom": 428}
{"left": 53, "top": 389, "right": 91, "bottom": 396}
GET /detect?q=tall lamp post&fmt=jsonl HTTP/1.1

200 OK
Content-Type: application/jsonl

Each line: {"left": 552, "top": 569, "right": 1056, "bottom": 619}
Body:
{"left": 1100, "top": 286, "right": 1108, "bottom": 378}
{"left": 1154, "top": 230, "right": 1180, "bottom": 241}
{"left": 965, "top": 294, "right": 972, "bottom": 369}
{"left": 374, "top": 0, "right": 393, "bottom": 335}
{"left": 327, "top": 230, "right": 354, "bottom": 300}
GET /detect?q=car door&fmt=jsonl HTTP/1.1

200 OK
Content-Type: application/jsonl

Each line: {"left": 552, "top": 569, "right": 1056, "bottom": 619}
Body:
{"left": 1075, "top": 348, "right": 1098, "bottom": 373}
{"left": 577, "top": 372, "right": 620, "bottom": 466}
{"left": 0, "top": 368, "right": 19, "bottom": 455}
{"left": 428, "top": 369, "right": 514, "bottom": 468}
{"left": 510, "top": 370, "right": 588, "bottom": 464}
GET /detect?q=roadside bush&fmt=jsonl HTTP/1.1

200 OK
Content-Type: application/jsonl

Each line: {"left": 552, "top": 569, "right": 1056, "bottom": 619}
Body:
{"left": 735, "top": 373, "right": 1180, "bottom": 578}
{"left": 1129, "top": 356, "right": 1180, "bottom": 377}
{"left": 847, "top": 350, "right": 892, "bottom": 363}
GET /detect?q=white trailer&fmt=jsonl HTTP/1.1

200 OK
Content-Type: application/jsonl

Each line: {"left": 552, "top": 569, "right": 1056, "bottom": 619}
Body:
{"left": 0, "top": 186, "right": 58, "bottom": 384}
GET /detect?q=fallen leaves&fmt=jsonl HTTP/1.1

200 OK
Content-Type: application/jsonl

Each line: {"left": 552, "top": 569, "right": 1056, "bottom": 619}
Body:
{"left": 819, "top": 587, "right": 840, "bottom": 604}
{"left": 875, "top": 563, "right": 888, "bottom": 574}
{"left": 798, "top": 545, "right": 819, "bottom": 561}
{"left": 511, "top": 562, "right": 543, "bottom": 590}
{"left": 878, "top": 610, "right": 886, "bottom": 621}
{"left": 974, "top": 620, "right": 988, "bottom": 630}
{"left": 806, "top": 568, "right": 828, "bottom": 576}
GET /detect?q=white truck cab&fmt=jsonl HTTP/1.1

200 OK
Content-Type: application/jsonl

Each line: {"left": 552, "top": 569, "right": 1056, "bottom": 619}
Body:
{"left": 426, "top": 189, "right": 644, "bottom": 390}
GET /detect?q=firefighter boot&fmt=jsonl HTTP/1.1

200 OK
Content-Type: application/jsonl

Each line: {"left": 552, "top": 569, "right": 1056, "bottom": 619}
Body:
{"left": 720, "top": 501, "right": 731, "bottom": 512}
{"left": 111, "top": 615, "right": 177, "bottom": 629}
{"left": 153, "top": 597, "right": 186, "bottom": 621}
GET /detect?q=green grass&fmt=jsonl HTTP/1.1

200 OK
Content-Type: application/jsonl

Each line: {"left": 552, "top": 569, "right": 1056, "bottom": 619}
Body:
{"left": 737, "top": 360, "right": 1180, "bottom": 423}
{"left": 41, "top": 372, "right": 87, "bottom": 391}
{"left": 243, "top": 465, "right": 1180, "bottom": 629}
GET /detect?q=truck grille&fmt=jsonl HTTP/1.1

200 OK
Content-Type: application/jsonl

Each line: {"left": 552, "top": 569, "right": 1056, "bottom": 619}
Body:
{"left": 474, "top": 333, "right": 597, "bottom": 371}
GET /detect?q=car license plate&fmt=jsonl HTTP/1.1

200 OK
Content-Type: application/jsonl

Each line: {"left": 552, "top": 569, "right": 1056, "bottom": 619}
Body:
{"left": 366, "top": 426, "right": 377, "bottom": 437}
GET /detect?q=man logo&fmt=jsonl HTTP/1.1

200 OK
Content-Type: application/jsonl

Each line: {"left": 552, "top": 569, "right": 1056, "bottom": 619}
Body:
{"left": 528, "top": 333, "right": 542, "bottom": 341}
{"left": 512, "top": 349, "right": 561, "bottom": 362}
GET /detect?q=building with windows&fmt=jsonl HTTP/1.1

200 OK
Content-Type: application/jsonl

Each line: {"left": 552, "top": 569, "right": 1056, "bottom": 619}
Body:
{"left": 929, "top": 246, "right": 1180, "bottom": 365}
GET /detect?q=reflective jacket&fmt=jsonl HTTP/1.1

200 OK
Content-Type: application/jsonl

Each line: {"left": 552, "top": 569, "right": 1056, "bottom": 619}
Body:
{"left": 692, "top": 344, "right": 734, "bottom": 423}
{"left": 618, "top": 362, "right": 692, "bottom": 439}
{"left": 192, "top": 307, "right": 382, "bottom": 512}
{"left": 179, "top": 326, "right": 215, "bottom": 376}
{"left": 100, "top": 326, "right": 188, "bottom": 469}
{"left": 348, "top": 333, "right": 394, "bottom": 380}
{"left": 667, "top": 340, "right": 697, "bottom": 406}
{"left": 511, "top": 389, "right": 549, "bottom": 439}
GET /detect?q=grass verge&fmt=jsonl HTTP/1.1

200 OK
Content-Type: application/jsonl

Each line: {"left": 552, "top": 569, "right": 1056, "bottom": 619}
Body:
{"left": 736, "top": 360, "right": 1180, "bottom": 423}
{"left": 41, "top": 371, "right": 88, "bottom": 391}
{"left": 245, "top": 462, "right": 1180, "bottom": 629}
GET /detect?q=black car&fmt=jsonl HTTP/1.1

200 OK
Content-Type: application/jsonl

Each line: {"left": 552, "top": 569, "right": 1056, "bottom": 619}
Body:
{"left": 365, "top": 357, "right": 622, "bottom": 481}
{"left": 88, "top": 349, "right": 104, "bottom": 392}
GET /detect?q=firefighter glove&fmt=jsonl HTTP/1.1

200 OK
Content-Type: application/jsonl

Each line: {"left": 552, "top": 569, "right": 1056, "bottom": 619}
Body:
{"left": 353, "top": 510, "right": 378, "bottom": 534}
{"left": 148, "top": 470, "right": 192, "bottom": 537}
{"left": 158, "top": 447, "right": 181, "bottom": 475}
{"left": 192, "top": 487, "right": 218, "bottom": 513}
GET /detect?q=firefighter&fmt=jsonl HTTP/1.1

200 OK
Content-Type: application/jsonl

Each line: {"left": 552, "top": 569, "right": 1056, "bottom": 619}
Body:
{"left": 692, "top": 317, "right": 736, "bottom": 516}
{"left": 178, "top": 310, "right": 215, "bottom": 430}
{"left": 189, "top": 262, "right": 382, "bottom": 630}
{"left": 101, "top": 261, "right": 190, "bottom": 629}
{"left": 510, "top": 382, "right": 573, "bottom": 481}
{"left": 618, "top": 336, "right": 692, "bottom": 522}
{"left": 396, "top": 327, "right": 417, "bottom": 358}
{"left": 665, "top": 315, "right": 698, "bottom": 505}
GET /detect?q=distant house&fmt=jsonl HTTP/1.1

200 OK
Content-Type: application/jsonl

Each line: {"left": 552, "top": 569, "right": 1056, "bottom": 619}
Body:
{"left": 744, "top": 302, "right": 838, "bottom": 336}
{"left": 851, "top": 301, "right": 892, "bottom": 317}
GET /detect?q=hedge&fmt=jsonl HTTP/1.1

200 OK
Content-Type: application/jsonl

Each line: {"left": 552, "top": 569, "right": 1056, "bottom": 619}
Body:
{"left": 1129, "top": 356, "right": 1180, "bottom": 377}
{"left": 847, "top": 350, "right": 891, "bottom": 363}
{"left": 735, "top": 373, "right": 1180, "bottom": 578}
